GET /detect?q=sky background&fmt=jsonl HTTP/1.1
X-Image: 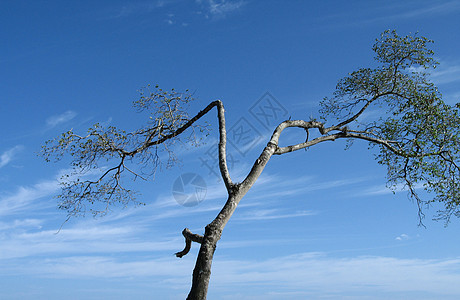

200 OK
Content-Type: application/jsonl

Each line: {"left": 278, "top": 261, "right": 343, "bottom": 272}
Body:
{"left": 1, "top": 0, "right": 460, "bottom": 299}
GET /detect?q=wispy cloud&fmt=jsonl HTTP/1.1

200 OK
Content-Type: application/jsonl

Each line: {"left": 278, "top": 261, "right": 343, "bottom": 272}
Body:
{"left": 410, "top": 60, "right": 460, "bottom": 86}
{"left": 0, "top": 225, "right": 181, "bottom": 260}
{"left": 359, "top": 184, "right": 395, "bottom": 196}
{"left": 322, "top": 1, "right": 460, "bottom": 29}
{"left": 0, "top": 219, "right": 43, "bottom": 231}
{"left": 100, "top": 0, "right": 171, "bottom": 19}
{"left": 46, "top": 110, "right": 77, "bottom": 128}
{"left": 395, "top": 233, "right": 410, "bottom": 241}
{"left": 392, "top": 1, "right": 460, "bottom": 19}
{"left": 196, "top": 0, "right": 246, "bottom": 18}
{"left": 1, "top": 171, "right": 459, "bottom": 298}
{"left": 0, "top": 180, "right": 58, "bottom": 216}
{"left": 235, "top": 208, "right": 317, "bottom": 221}
{"left": 247, "top": 174, "right": 366, "bottom": 201}
{"left": 430, "top": 62, "right": 460, "bottom": 85}
{"left": 95, "top": 0, "right": 246, "bottom": 24}
{"left": 209, "top": 253, "right": 460, "bottom": 298}
{"left": 358, "top": 182, "right": 427, "bottom": 197}
{"left": 444, "top": 91, "right": 460, "bottom": 105}
{"left": 0, "top": 145, "right": 23, "bottom": 168}
{"left": 28, "top": 255, "right": 194, "bottom": 279}
{"left": 5, "top": 250, "right": 460, "bottom": 298}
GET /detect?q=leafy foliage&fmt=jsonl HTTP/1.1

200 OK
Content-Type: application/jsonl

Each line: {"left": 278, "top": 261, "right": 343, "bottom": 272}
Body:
{"left": 42, "top": 31, "right": 460, "bottom": 225}
{"left": 41, "top": 86, "right": 206, "bottom": 217}
{"left": 320, "top": 30, "right": 460, "bottom": 224}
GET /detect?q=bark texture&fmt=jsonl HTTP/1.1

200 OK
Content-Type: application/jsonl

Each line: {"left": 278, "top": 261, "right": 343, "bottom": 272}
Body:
{"left": 180, "top": 103, "right": 356, "bottom": 299}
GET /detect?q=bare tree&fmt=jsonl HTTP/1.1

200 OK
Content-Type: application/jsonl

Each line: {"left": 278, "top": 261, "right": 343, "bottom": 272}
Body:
{"left": 42, "top": 30, "right": 460, "bottom": 299}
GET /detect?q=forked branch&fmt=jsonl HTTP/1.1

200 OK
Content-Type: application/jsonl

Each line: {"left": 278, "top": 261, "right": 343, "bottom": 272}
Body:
{"left": 175, "top": 228, "right": 204, "bottom": 258}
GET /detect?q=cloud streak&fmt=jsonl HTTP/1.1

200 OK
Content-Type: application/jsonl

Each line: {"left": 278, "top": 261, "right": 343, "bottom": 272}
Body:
{"left": 209, "top": 252, "right": 460, "bottom": 299}
{"left": 92, "top": 0, "right": 175, "bottom": 20}
{"left": 322, "top": 1, "right": 460, "bottom": 29}
{"left": 393, "top": 1, "right": 460, "bottom": 19}
{"left": 1, "top": 169, "right": 458, "bottom": 299}
{"left": 234, "top": 208, "right": 317, "bottom": 221}
{"left": 430, "top": 62, "right": 460, "bottom": 85}
{"left": 4, "top": 250, "right": 460, "bottom": 299}
{"left": 0, "top": 145, "right": 23, "bottom": 168}
{"left": 197, "top": 0, "right": 246, "bottom": 18}
{"left": 0, "top": 180, "right": 58, "bottom": 217}
{"left": 246, "top": 174, "right": 366, "bottom": 201}
{"left": 46, "top": 110, "right": 77, "bottom": 128}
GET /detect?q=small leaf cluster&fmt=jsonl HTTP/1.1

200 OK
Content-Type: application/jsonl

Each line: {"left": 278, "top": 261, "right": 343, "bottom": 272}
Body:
{"left": 134, "top": 84, "right": 193, "bottom": 132}
{"left": 41, "top": 86, "right": 206, "bottom": 217}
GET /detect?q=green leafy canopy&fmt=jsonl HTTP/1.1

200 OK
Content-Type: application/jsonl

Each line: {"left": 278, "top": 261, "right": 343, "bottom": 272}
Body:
{"left": 321, "top": 30, "right": 460, "bottom": 224}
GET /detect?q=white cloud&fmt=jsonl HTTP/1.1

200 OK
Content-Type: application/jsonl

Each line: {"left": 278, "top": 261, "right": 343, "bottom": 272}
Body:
{"left": 197, "top": 0, "right": 246, "bottom": 18}
{"left": 35, "top": 256, "right": 194, "bottom": 278}
{"left": 430, "top": 62, "right": 460, "bottom": 85}
{"left": 0, "top": 180, "right": 58, "bottom": 216}
{"left": 0, "top": 170, "right": 458, "bottom": 298}
{"left": 359, "top": 182, "right": 426, "bottom": 197}
{"left": 100, "top": 116, "right": 113, "bottom": 127}
{"left": 325, "top": 2, "right": 460, "bottom": 30}
{"left": 208, "top": 0, "right": 245, "bottom": 15}
{"left": 0, "top": 225, "right": 181, "bottom": 260}
{"left": 360, "top": 185, "right": 394, "bottom": 196}
{"left": 395, "top": 233, "right": 410, "bottom": 241}
{"left": 103, "top": 0, "right": 170, "bottom": 19}
{"left": 0, "top": 145, "right": 23, "bottom": 168}
{"left": 5, "top": 251, "right": 460, "bottom": 298}
{"left": 208, "top": 253, "right": 460, "bottom": 298}
{"left": 46, "top": 110, "right": 77, "bottom": 128}
{"left": 0, "top": 218, "right": 43, "bottom": 231}
{"left": 247, "top": 175, "right": 366, "bottom": 201}
{"left": 234, "top": 208, "right": 317, "bottom": 221}
{"left": 148, "top": 173, "right": 360, "bottom": 222}
{"left": 409, "top": 62, "right": 460, "bottom": 85}
{"left": 395, "top": 1, "right": 460, "bottom": 19}
{"left": 359, "top": 1, "right": 460, "bottom": 23}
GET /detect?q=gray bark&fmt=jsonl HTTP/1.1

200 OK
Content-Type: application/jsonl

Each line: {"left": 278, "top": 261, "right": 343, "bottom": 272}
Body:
{"left": 177, "top": 99, "right": 394, "bottom": 299}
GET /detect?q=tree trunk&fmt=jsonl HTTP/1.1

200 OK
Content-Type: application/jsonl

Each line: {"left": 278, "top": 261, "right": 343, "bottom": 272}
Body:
{"left": 186, "top": 191, "right": 244, "bottom": 299}
{"left": 186, "top": 224, "right": 221, "bottom": 300}
{"left": 185, "top": 143, "right": 275, "bottom": 299}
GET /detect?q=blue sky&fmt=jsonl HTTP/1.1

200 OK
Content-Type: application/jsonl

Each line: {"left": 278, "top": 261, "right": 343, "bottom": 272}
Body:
{"left": 1, "top": 0, "right": 460, "bottom": 299}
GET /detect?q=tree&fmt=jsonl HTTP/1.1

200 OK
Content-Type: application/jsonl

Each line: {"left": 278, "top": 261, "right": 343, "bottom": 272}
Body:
{"left": 41, "top": 30, "right": 460, "bottom": 299}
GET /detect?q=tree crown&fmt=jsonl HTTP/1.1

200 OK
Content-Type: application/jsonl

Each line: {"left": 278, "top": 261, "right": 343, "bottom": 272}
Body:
{"left": 42, "top": 30, "right": 460, "bottom": 224}
{"left": 320, "top": 30, "right": 460, "bottom": 224}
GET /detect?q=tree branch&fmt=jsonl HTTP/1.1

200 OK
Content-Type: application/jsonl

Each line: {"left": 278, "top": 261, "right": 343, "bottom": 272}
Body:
{"left": 215, "top": 100, "right": 233, "bottom": 191}
{"left": 241, "top": 120, "right": 326, "bottom": 188}
{"left": 131, "top": 100, "right": 233, "bottom": 191}
{"left": 325, "top": 98, "right": 373, "bottom": 133}
{"left": 175, "top": 228, "right": 204, "bottom": 258}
